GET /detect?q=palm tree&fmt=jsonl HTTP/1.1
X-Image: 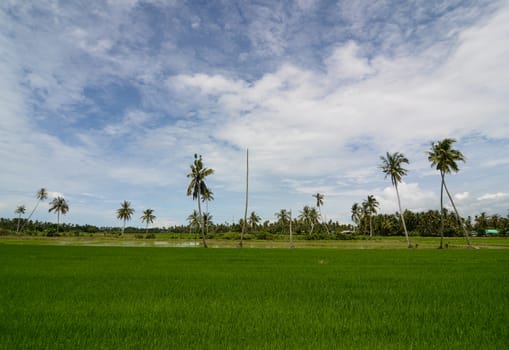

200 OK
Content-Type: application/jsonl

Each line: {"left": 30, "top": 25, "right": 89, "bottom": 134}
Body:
{"left": 20, "top": 188, "right": 48, "bottom": 233}
{"left": 298, "top": 205, "right": 319, "bottom": 234}
{"left": 275, "top": 209, "right": 290, "bottom": 234}
{"left": 363, "top": 195, "right": 379, "bottom": 238}
{"left": 427, "top": 138, "right": 471, "bottom": 248}
{"left": 48, "top": 196, "right": 69, "bottom": 235}
{"left": 351, "top": 203, "right": 362, "bottom": 233}
{"left": 117, "top": 200, "right": 135, "bottom": 236}
{"left": 248, "top": 211, "right": 261, "bottom": 231}
{"left": 202, "top": 212, "right": 213, "bottom": 235}
{"left": 15, "top": 205, "right": 26, "bottom": 234}
{"left": 140, "top": 208, "right": 156, "bottom": 234}
{"left": 187, "top": 210, "right": 201, "bottom": 234}
{"left": 380, "top": 152, "right": 413, "bottom": 248}
{"left": 313, "top": 192, "right": 330, "bottom": 234}
{"left": 187, "top": 154, "right": 214, "bottom": 248}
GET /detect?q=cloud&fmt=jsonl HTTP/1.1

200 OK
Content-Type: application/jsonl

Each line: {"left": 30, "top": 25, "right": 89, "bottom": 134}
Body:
{"left": 478, "top": 192, "right": 509, "bottom": 201}
{"left": 1, "top": 1, "right": 508, "bottom": 226}
{"left": 455, "top": 192, "right": 470, "bottom": 201}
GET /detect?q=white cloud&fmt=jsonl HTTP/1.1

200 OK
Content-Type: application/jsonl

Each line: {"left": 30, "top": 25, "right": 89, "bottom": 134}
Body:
{"left": 455, "top": 192, "right": 470, "bottom": 201}
{"left": 377, "top": 182, "right": 436, "bottom": 214}
{"left": 478, "top": 192, "right": 509, "bottom": 201}
{"left": 326, "top": 41, "right": 375, "bottom": 80}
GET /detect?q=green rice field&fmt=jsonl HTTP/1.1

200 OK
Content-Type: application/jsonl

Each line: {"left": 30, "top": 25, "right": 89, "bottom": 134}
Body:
{"left": 0, "top": 244, "right": 508, "bottom": 349}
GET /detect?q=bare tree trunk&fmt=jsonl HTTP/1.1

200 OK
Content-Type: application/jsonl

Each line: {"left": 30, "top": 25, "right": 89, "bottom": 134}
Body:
{"left": 439, "top": 174, "right": 445, "bottom": 249}
{"left": 16, "top": 215, "right": 22, "bottom": 234}
{"left": 443, "top": 179, "right": 472, "bottom": 247}
{"left": 289, "top": 210, "right": 294, "bottom": 248}
{"left": 369, "top": 215, "right": 373, "bottom": 239}
{"left": 319, "top": 207, "right": 330, "bottom": 234}
{"left": 240, "top": 149, "right": 248, "bottom": 248}
{"left": 395, "top": 183, "right": 412, "bottom": 248}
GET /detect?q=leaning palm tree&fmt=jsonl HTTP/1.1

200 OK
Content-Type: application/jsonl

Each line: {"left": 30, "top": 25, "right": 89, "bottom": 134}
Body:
{"left": 380, "top": 152, "right": 413, "bottom": 248}
{"left": 140, "top": 209, "right": 156, "bottom": 234}
{"left": 48, "top": 196, "right": 69, "bottom": 235}
{"left": 20, "top": 188, "right": 48, "bottom": 233}
{"left": 187, "top": 154, "right": 214, "bottom": 248}
{"left": 117, "top": 200, "right": 135, "bottom": 236}
{"left": 363, "top": 195, "right": 379, "bottom": 239}
{"left": 351, "top": 203, "right": 362, "bottom": 233}
{"left": 15, "top": 205, "right": 26, "bottom": 234}
{"left": 428, "top": 138, "right": 471, "bottom": 248}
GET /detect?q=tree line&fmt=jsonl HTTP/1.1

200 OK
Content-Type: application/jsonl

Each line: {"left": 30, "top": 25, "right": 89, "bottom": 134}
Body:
{"left": 5, "top": 139, "right": 508, "bottom": 246}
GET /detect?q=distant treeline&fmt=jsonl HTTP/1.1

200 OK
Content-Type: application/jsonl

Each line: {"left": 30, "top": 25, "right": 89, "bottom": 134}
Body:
{"left": 1, "top": 208, "right": 507, "bottom": 238}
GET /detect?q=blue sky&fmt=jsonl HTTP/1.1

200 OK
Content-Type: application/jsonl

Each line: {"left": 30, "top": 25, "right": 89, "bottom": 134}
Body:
{"left": 1, "top": 0, "right": 508, "bottom": 228}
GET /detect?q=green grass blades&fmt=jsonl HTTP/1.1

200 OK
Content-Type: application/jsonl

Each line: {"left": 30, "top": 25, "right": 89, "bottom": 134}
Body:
{"left": 0, "top": 245, "right": 508, "bottom": 349}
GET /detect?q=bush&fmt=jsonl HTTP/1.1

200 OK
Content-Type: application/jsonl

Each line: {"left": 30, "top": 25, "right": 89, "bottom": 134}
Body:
{"left": 145, "top": 233, "right": 156, "bottom": 239}
{"left": 134, "top": 234, "right": 144, "bottom": 239}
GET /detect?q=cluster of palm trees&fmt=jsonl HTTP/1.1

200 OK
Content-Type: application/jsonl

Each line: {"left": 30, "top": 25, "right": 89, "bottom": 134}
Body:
{"left": 351, "top": 138, "right": 470, "bottom": 248}
{"left": 12, "top": 138, "right": 474, "bottom": 249}
{"left": 116, "top": 201, "right": 157, "bottom": 235}
{"left": 15, "top": 188, "right": 70, "bottom": 234}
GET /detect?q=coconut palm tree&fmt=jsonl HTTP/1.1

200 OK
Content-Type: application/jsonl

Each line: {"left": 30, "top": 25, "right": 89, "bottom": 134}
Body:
{"left": 351, "top": 203, "right": 362, "bottom": 233}
{"left": 187, "top": 154, "right": 214, "bottom": 248}
{"left": 140, "top": 208, "right": 156, "bottom": 234}
{"left": 15, "top": 205, "right": 26, "bottom": 234}
{"left": 202, "top": 212, "right": 213, "bottom": 235}
{"left": 248, "top": 211, "right": 261, "bottom": 231}
{"left": 187, "top": 210, "right": 200, "bottom": 234}
{"left": 298, "top": 205, "right": 319, "bottom": 234}
{"left": 275, "top": 209, "right": 290, "bottom": 234}
{"left": 117, "top": 200, "right": 135, "bottom": 236}
{"left": 427, "top": 138, "right": 471, "bottom": 248}
{"left": 48, "top": 196, "right": 69, "bottom": 235}
{"left": 380, "top": 152, "right": 413, "bottom": 248}
{"left": 20, "top": 188, "right": 48, "bottom": 233}
{"left": 313, "top": 192, "right": 330, "bottom": 234}
{"left": 363, "top": 195, "right": 379, "bottom": 238}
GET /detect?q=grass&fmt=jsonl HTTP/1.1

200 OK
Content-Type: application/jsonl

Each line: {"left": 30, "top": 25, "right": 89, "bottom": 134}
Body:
{"left": 2, "top": 234, "right": 509, "bottom": 249}
{"left": 0, "top": 244, "right": 508, "bottom": 349}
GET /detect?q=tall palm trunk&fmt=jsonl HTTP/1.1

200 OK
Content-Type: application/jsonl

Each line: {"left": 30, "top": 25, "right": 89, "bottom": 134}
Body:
{"left": 56, "top": 211, "right": 60, "bottom": 235}
{"left": 240, "top": 149, "right": 248, "bottom": 248}
{"left": 16, "top": 214, "right": 22, "bottom": 234}
{"left": 122, "top": 219, "right": 126, "bottom": 236}
{"left": 443, "top": 179, "right": 472, "bottom": 247}
{"left": 197, "top": 185, "right": 208, "bottom": 248}
{"left": 20, "top": 200, "right": 41, "bottom": 233}
{"left": 395, "top": 183, "right": 412, "bottom": 248}
{"left": 318, "top": 207, "right": 330, "bottom": 234}
{"left": 369, "top": 215, "right": 373, "bottom": 239}
{"left": 289, "top": 210, "right": 294, "bottom": 248}
{"left": 439, "top": 174, "right": 445, "bottom": 249}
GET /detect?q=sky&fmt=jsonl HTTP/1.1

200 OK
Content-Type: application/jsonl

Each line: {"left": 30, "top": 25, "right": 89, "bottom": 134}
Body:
{"left": 1, "top": 0, "right": 508, "bottom": 228}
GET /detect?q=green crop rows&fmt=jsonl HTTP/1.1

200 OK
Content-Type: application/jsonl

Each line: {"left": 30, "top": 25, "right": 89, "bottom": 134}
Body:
{"left": 0, "top": 245, "right": 508, "bottom": 349}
